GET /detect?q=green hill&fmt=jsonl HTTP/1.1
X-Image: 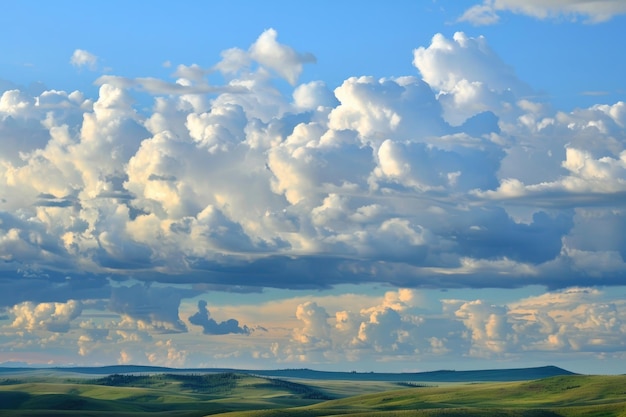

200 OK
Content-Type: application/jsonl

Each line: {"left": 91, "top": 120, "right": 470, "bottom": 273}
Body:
{"left": 2, "top": 371, "right": 626, "bottom": 417}
{"left": 209, "top": 375, "right": 626, "bottom": 417}
{"left": 0, "top": 372, "right": 332, "bottom": 416}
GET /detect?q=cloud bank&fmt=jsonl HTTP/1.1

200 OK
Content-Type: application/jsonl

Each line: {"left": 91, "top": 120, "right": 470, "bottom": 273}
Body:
{"left": 1, "top": 29, "right": 626, "bottom": 298}
{"left": 0, "top": 30, "right": 626, "bottom": 301}
{"left": 1, "top": 28, "right": 626, "bottom": 368}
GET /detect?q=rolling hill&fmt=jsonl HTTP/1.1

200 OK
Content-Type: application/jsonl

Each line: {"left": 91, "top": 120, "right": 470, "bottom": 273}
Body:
{"left": 1, "top": 366, "right": 625, "bottom": 417}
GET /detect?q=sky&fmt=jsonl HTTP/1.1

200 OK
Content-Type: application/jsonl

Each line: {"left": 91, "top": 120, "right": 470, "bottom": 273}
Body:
{"left": 1, "top": 0, "right": 626, "bottom": 375}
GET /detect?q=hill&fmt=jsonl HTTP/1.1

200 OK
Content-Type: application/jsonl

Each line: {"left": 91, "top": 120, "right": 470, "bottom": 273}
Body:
{"left": 0, "top": 365, "right": 576, "bottom": 383}
{"left": 2, "top": 369, "right": 626, "bottom": 417}
{"left": 214, "top": 374, "right": 626, "bottom": 417}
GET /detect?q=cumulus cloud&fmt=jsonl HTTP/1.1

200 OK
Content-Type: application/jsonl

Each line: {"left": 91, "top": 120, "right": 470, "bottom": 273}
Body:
{"left": 188, "top": 300, "right": 250, "bottom": 335}
{"left": 459, "top": 0, "right": 626, "bottom": 25}
{"left": 249, "top": 28, "right": 316, "bottom": 85}
{"left": 276, "top": 289, "right": 426, "bottom": 363}
{"left": 10, "top": 300, "right": 82, "bottom": 332}
{"left": 413, "top": 32, "right": 530, "bottom": 124}
{"left": 292, "top": 301, "right": 330, "bottom": 346}
{"left": 70, "top": 49, "right": 98, "bottom": 70}
{"left": 455, "top": 300, "right": 514, "bottom": 356}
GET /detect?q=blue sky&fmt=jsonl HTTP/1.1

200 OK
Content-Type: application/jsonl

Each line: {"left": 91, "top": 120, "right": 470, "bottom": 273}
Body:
{"left": 1, "top": 1, "right": 626, "bottom": 374}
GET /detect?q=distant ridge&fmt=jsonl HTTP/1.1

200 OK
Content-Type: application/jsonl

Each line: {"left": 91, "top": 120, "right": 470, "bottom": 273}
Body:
{"left": 238, "top": 365, "right": 576, "bottom": 382}
{"left": 0, "top": 365, "right": 576, "bottom": 382}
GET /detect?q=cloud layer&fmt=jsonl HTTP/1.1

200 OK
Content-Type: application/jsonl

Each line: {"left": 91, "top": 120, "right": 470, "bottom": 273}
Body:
{"left": 1, "top": 29, "right": 626, "bottom": 369}
{"left": 2, "top": 30, "right": 626, "bottom": 295}
{"left": 14, "top": 31, "right": 626, "bottom": 292}
{"left": 459, "top": 0, "right": 626, "bottom": 25}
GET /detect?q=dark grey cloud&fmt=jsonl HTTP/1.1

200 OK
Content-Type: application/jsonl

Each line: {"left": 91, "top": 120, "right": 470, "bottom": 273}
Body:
{"left": 453, "top": 209, "right": 574, "bottom": 263}
{"left": 109, "top": 284, "right": 196, "bottom": 333}
{"left": 188, "top": 300, "right": 250, "bottom": 335}
{"left": 0, "top": 273, "right": 110, "bottom": 308}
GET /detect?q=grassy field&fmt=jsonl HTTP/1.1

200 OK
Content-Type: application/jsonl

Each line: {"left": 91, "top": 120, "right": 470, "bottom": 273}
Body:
{"left": 1, "top": 372, "right": 626, "bottom": 416}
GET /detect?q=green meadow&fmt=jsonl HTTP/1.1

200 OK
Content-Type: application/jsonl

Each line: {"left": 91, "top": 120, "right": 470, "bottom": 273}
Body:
{"left": 1, "top": 371, "right": 626, "bottom": 416}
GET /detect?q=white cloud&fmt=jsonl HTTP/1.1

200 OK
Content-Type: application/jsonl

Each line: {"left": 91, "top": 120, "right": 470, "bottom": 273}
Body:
{"left": 328, "top": 75, "right": 446, "bottom": 142}
{"left": 460, "top": 0, "right": 626, "bottom": 25}
{"left": 356, "top": 307, "right": 405, "bottom": 352}
{"left": 293, "top": 81, "right": 338, "bottom": 110}
{"left": 10, "top": 300, "right": 82, "bottom": 332}
{"left": 0, "top": 89, "right": 33, "bottom": 117}
{"left": 458, "top": 3, "right": 500, "bottom": 25}
{"left": 293, "top": 301, "right": 330, "bottom": 345}
{"left": 455, "top": 300, "right": 513, "bottom": 356}
{"left": 413, "top": 32, "right": 529, "bottom": 124}
{"left": 70, "top": 49, "right": 98, "bottom": 70}
{"left": 249, "top": 28, "right": 316, "bottom": 85}
{"left": 508, "top": 287, "right": 626, "bottom": 353}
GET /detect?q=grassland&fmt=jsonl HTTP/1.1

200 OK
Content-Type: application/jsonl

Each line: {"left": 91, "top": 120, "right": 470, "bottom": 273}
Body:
{"left": 1, "top": 371, "right": 626, "bottom": 416}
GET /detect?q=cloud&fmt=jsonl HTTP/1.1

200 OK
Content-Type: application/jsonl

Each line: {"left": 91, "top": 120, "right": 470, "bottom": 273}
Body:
{"left": 328, "top": 75, "right": 448, "bottom": 140}
{"left": 10, "top": 300, "right": 82, "bottom": 332}
{"left": 413, "top": 32, "right": 530, "bottom": 124}
{"left": 109, "top": 284, "right": 194, "bottom": 333}
{"left": 94, "top": 75, "right": 244, "bottom": 96}
{"left": 249, "top": 28, "right": 316, "bottom": 85}
{"left": 70, "top": 49, "right": 98, "bottom": 70}
{"left": 188, "top": 300, "right": 250, "bottom": 335}
{"left": 455, "top": 300, "right": 514, "bottom": 356}
{"left": 293, "top": 81, "right": 338, "bottom": 110}
{"left": 4, "top": 284, "right": 626, "bottom": 367}
{"left": 457, "top": 3, "right": 500, "bottom": 25}
{"left": 271, "top": 288, "right": 451, "bottom": 364}
{"left": 1, "top": 28, "right": 626, "bottom": 317}
{"left": 460, "top": 0, "right": 626, "bottom": 25}
{"left": 292, "top": 301, "right": 330, "bottom": 345}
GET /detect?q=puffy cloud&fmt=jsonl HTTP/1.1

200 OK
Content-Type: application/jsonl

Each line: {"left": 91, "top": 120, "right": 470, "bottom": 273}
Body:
{"left": 10, "top": 300, "right": 82, "bottom": 332}
{"left": 460, "top": 0, "right": 626, "bottom": 24}
{"left": 249, "top": 28, "right": 316, "bottom": 85}
{"left": 328, "top": 75, "right": 448, "bottom": 142}
{"left": 188, "top": 300, "right": 250, "bottom": 335}
{"left": 274, "top": 290, "right": 425, "bottom": 364}
{"left": 94, "top": 75, "right": 241, "bottom": 96}
{"left": 70, "top": 49, "right": 98, "bottom": 70}
{"left": 455, "top": 300, "right": 514, "bottom": 356}
{"left": 436, "top": 286, "right": 626, "bottom": 359}
{"left": 292, "top": 301, "right": 330, "bottom": 345}
{"left": 457, "top": 3, "right": 500, "bottom": 25}
{"left": 507, "top": 287, "right": 626, "bottom": 353}
{"left": 356, "top": 307, "right": 406, "bottom": 352}
{"left": 145, "top": 339, "right": 187, "bottom": 367}
{"left": 186, "top": 103, "right": 247, "bottom": 153}
{"left": 293, "top": 81, "right": 338, "bottom": 110}
{"left": 0, "top": 89, "right": 34, "bottom": 117}
{"left": 413, "top": 32, "right": 530, "bottom": 124}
